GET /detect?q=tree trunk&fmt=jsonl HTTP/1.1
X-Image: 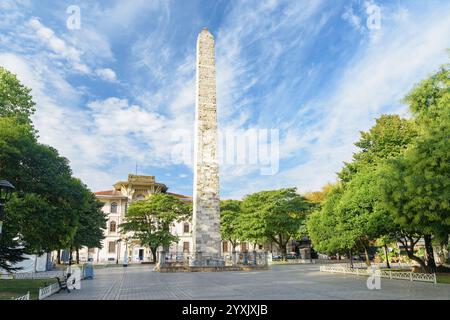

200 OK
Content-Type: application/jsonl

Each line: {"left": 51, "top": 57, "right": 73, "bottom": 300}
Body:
{"left": 278, "top": 235, "right": 287, "bottom": 261}
{"left": 407, "top": 252, "right": 428, "bottom": 272}
{"left": 76, "top": 248, "right": 80, "bottom": 265}
{"left": 69, "top": 246, "right": 73, "bottom": 266}
{"left": 424, "top": 234, "right": 436, "bottom": 272}
{"left": 348, "top": 250, "right": 353, "bottom": 268}
{"left": 231, "top": 242, "right": 237, "bottom": 266}
{"left": 363, "top": 246, "right": 371, "bottom": 267}
{"left": 384, "top": 244, "right": 391, "bottom": 269}
{"left": 403, "top": 241, "right": 428, "bottom": 272}
{"left": 151, "top": 248, "right": 157, "bottom": 263}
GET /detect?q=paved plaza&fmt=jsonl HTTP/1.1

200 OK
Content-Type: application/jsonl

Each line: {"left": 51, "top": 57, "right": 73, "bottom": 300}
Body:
{"left": 47, "top": 264, "right": 450, "bottom": 300}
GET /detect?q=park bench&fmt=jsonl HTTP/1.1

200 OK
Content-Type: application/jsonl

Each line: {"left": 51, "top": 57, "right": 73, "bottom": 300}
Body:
{"left": 56, "top": 273, "right": 76, "bottom": 293}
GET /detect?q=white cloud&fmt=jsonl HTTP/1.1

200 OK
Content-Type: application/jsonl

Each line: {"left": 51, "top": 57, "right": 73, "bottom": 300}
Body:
{"left": 2, "top": 1, "right": 450, "bottom": 198}
{"left": 95, "top": 68, "right": 117, "bottom": 82}
{"left": 28, "top": 18, "right": 90, "bottom": 74}
{"left": 272, "top": 5, "right": 450, "bottom": 194}
{"left": 342, "top": 6, "right": 362, "bottom": 31}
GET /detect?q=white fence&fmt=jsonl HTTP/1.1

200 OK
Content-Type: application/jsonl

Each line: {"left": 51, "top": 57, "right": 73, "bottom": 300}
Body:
{"left": 38, "top": 282, "right": 61, "bottom": 300}
{"left": 37, "top": 265, "right": 86, "bottom": 300}
{"left": 14, "top": 292, "right": 30, "bottom": 300}
{"left": 12, "top": 271, "right": 65, "bottom": 280}
{"left": 332, "top": 262, "right": 413, "bottom": 269}
{"left": 319, "top": 265, "right": 436, "bottom": 283}
{"left": 270, "top": 258, "right": 351, "bottom": 265}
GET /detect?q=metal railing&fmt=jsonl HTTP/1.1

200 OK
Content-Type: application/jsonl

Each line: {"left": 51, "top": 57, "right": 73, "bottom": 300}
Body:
{"left": 12, "top": 270, "right": 65, "bottom": 280}
{"left": 319, "top": 265, "right": 436, "bottom": 283}
{"left": 332, "top": 262, "right": 413, "bottom": 269}
{"left": 14, "top": 292, "right": 30, "bottom": 300}
{"left": 38, "top": 282, "right": 60, "bottom": 300}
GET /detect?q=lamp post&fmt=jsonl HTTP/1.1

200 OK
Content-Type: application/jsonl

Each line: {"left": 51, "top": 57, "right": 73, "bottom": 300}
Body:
{"left": 116, "top": 239, "right": 121, "bottom": 264}
{"left": 123, "top": 238, "right": 129, "bottom": 267}
{"left": 0, "top": 180, "right": 15, "bottom": 238}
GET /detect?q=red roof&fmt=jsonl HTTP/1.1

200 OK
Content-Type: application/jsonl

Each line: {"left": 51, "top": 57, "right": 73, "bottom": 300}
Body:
{"left": 167, "top": 192, "right": 192, "bottom": 200}
{"left": 94, "top": 190, "right": 124, "bottom": 197}
{"left": 94, "top": 190, "right": 192, "bottom": 200}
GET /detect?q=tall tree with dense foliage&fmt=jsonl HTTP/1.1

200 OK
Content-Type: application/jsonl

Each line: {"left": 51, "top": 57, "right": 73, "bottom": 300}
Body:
{"left": 307, "top": 184, "right": 345, "bottom": 255}
{"left": 378, "top": 63, "right": 450, "bottom": 272}
{"left": 69, "top": 180, "right": 107, "bottom": 264}
{"left": 241, "top": 188, "right": 310, "bottom": 260}
{"left": 120, "top": 193, "right": 192, "bottom": 263}
{"left": 338, "top": 115, "right": 418, "bottom": 183}
{"left": 308, "top": 115, "right": 418, "bottom": 265}
{"left": 0, "top": 67, "right": 36, "bottom": 127}
{"left": 220, "top": 200, "right": 242, "bottom": 253}
{"left": 1, "top": 118, "right": 79, "bottom": 254}
{"left": 0, "top": 67, "right": 107, "bottom": 270}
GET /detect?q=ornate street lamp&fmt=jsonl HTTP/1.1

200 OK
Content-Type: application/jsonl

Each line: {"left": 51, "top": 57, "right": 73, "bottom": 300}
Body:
{"left": 123, "top": 238, "right": 129, "bottom": 267}
{"left": 0, "top": 179, "right": 15, "bottom": 236}
{"left": 116, "top": 239, "right": 122, "bottom": 264}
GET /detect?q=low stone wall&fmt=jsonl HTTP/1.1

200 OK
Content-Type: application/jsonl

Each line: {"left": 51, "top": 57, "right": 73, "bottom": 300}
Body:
{"left": 154, "top": 264, "right": 268, "bottom": 273}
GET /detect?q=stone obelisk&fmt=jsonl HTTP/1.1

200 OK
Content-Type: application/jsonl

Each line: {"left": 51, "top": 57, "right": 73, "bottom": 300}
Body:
{"left": 191, "top": 28, "right": 222, "bottom": 266}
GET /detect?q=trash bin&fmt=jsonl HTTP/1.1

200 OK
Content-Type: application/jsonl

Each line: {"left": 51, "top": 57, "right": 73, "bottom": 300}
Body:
{"left": 83, "top": 262, "right": 94, "bottom": 280}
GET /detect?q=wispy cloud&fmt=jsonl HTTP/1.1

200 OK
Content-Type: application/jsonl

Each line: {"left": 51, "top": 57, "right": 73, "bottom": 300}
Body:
{"left": 1, "top": 0, "right": 449, "bottom": 198}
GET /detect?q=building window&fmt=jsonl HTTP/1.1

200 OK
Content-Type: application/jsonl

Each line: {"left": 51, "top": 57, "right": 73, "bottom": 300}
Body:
{"left": 241, "top": 242, "right": 248, "bottom": 252}
{"left": 223, "top": 242, "right": 229, "bottom": 253}
{"left": 111, "top": 202, "right": 118, "bottom": 213}
{"left": 110, "top": 221, "right": 116, "bottom": 233}
{"left": 108, "top": 241, "right": 116, "bottom": 254}
{"left": 183, "top": 242, "right": 190, "bottom": 253}
{"left": 183, "top": 223, "right": 189, "bottom": 234}
{"left": 259, "top": 244, "right": 263, "bottom": 250}
{"left": 88, "top": 248, "right": 95, "bottom": 254}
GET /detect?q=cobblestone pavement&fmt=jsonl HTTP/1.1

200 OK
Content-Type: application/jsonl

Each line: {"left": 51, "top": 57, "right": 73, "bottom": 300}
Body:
{"left": 47, "top": 264, "right": 450, "bottom": 300}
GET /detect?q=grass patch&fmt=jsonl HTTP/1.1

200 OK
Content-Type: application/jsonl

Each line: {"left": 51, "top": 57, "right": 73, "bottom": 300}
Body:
{"left": 0, "top": 278, "right": 57, "bottom": 300}
{"left": 436, "top": 273, "right": 450, "bottom": 284}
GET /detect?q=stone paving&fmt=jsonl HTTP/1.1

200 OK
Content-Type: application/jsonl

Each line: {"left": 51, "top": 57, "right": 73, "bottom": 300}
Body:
{"left": 47, "top": 264, "right": 450, "bottom": 300}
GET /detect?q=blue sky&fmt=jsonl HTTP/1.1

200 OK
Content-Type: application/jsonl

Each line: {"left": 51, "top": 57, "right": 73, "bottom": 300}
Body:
{"left": 1, "top": 0, "right": 450, "bottom": 199}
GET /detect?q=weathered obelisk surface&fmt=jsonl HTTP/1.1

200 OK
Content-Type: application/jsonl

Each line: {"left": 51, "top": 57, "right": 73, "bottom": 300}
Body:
{"left": 191, "top": 28, "right": 222, "bottom": 266}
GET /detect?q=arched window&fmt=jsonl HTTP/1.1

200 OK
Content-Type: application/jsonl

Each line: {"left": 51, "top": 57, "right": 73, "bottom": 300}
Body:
{"left": 135, "top": 194, "right": 145, "bottom": 201}
{"left": 110, "top": 221, "right": 116, "bottom": 233}
{"left": 110, "top": 202, "right": 118, "bottom": 213}
{"left": 183, "top": 223, "right": 190, "bottom": 234}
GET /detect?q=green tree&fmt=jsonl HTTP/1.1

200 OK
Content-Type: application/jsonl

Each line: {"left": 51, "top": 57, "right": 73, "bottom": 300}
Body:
{"left": 338, "top": 115, "right": 418, "bottom": 183}
{"left": 307, "top": 184, "right": 346, "bottom": 256}
{"left": 120, "top": 193, "right": 191, "bottom": 263}
{"left": 69, "top": 180, "right": 107, "bottom": 264}
{"left": 0, "top": 119, "right": 79, "bottom": 256}
{"left": 308, "top": 115, "right": 417, "bottom": 266}
{"left": 379, "top": 110, "right": 450, "bottom": 272}
{"left": 404, "top": 62, "right": 449, "bottom": 121}
{"left": 0, "top": 67, "right": 36, "bottom": 127}
{"left": 220, "top": 200, "right": 242, "bottom": 253}
{"left": 241, "top": 188, "right": 310, "bottom": 260}
{"left": 379, "top": 63, "right": 450, "bottom": 272}
{"left": 0, "top": 69, "right": 109, "bottom": 271}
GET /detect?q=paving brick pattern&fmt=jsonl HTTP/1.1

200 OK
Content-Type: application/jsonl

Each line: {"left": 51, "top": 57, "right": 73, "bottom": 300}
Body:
{"left": 47, "top": 265, "right": 450, "bottom": 300}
